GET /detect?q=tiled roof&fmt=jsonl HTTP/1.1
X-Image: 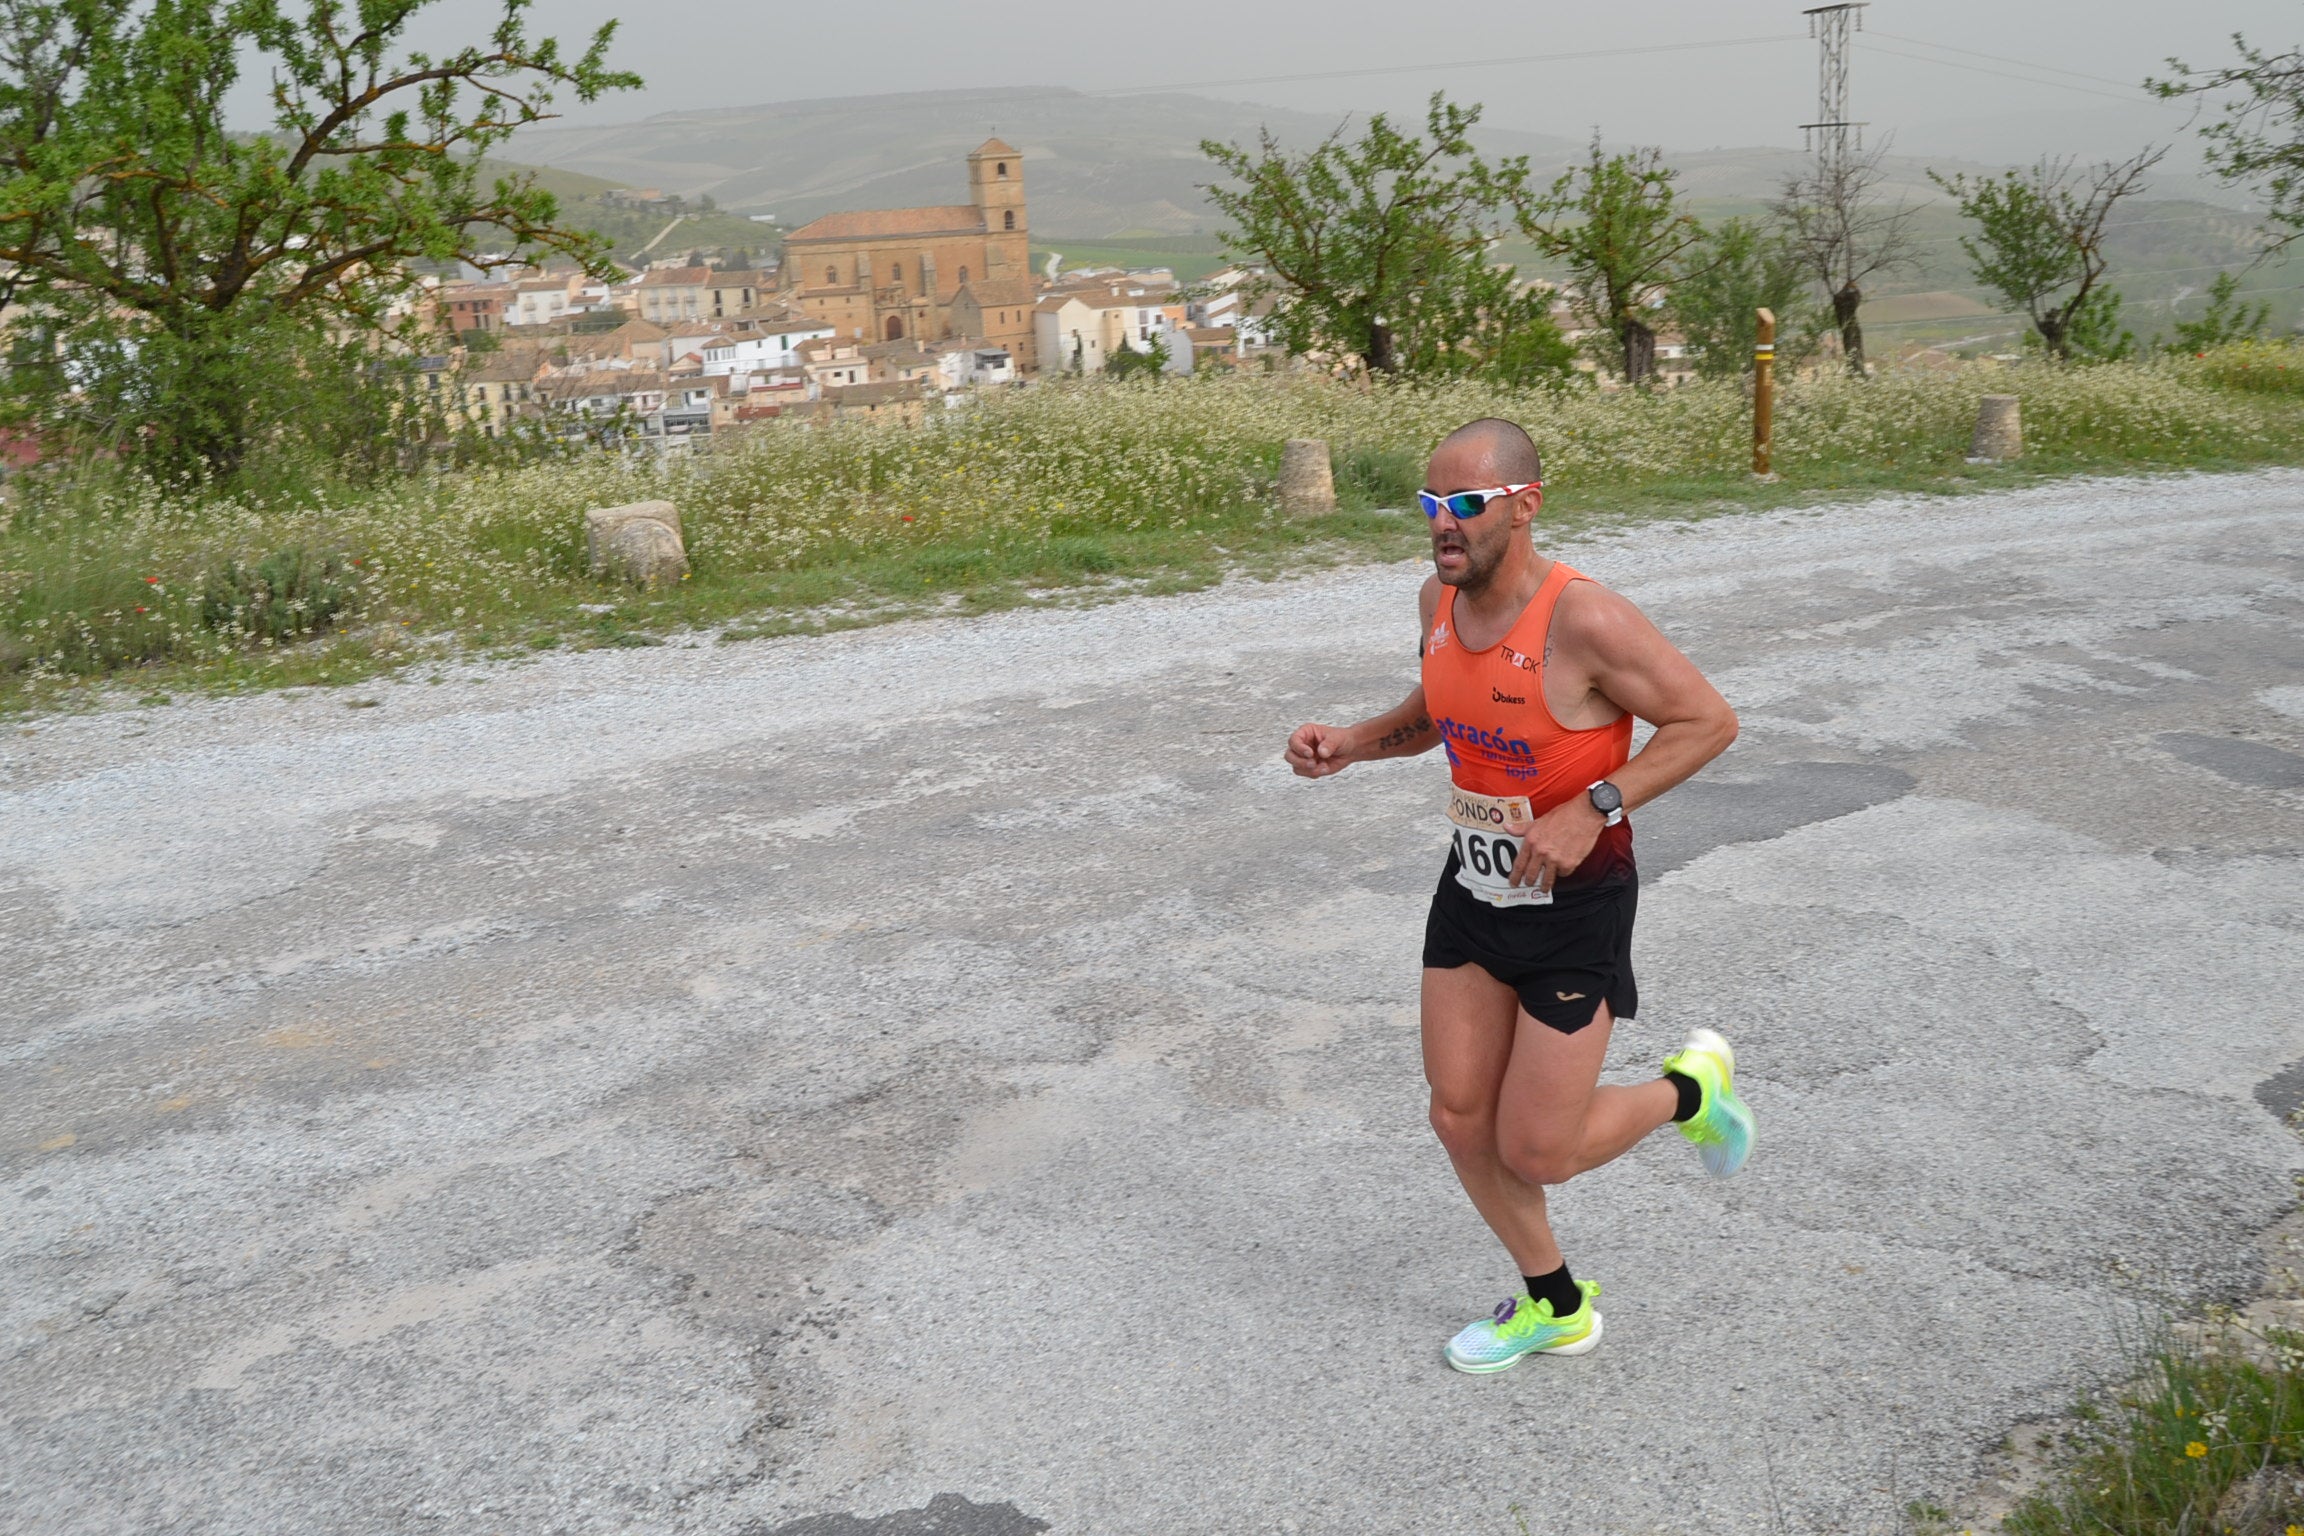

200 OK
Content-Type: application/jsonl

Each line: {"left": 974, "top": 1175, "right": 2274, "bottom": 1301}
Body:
{"left": 784, "top": 206, "right": 986, "bottom": 243}
{"left": 956, "top": 276, "right": 1035, "bottom": 308}
{"left": 972, "top": 137, "right": 1020, "bottom": 158}
{"left": 636, "top": 266, "right": 712, "bottom": 288}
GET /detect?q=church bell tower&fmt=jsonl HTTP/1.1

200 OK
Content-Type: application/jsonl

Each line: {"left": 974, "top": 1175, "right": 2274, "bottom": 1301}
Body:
{"left": 968, "top": 138, "right": 1027, "bottom": 280}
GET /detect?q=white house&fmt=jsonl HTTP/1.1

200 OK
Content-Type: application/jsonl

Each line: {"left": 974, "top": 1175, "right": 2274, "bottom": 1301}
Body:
{"left": 699, "top": 317, "right": 837, "bottom": 383}
{"left": 1034, "top": 293, "right": 1104, "bottom": 375}
{"left": 934, "top": 343, "right": 1015, "bottom": 390}
{"left": 505, "top": 274, "right": 580, "bottom": 327}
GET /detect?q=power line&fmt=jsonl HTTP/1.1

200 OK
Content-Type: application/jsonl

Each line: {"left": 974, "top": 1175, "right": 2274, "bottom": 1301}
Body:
{"left": 1865, "top": 30, "right": 2151, "bottom": 93}
{"left": 1854, "top": 39, "right": 2184, "bottom": 108}
{"left": 1088, "top": 33, "right": 1806, "bottom": 98}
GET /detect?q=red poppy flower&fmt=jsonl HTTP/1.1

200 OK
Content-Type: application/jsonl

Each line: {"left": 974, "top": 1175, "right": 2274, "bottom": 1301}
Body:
{"left": 901, "top": 515, "right": 915, "bottom": 523}
{"left": 145, "top": 576, "right": 160, "bottom": 584}
{"left": 135, "top": 606, "right": 147, "bottom": 614}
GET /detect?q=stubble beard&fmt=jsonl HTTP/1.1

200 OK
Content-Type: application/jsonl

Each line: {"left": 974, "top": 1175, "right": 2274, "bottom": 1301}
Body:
{"left": 1433, "top": 529, "right": 1503, "bottom": 591}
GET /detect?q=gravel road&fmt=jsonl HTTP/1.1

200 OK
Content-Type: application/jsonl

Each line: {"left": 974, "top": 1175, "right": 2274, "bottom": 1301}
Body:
{"left": 6, "top": 470, "right": 2304, "bottom": 1535}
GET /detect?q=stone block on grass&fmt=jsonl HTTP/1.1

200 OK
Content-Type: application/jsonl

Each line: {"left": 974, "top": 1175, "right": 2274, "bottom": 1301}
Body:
{"left": 586, "top": 501, "right": 688, "bottom": 589}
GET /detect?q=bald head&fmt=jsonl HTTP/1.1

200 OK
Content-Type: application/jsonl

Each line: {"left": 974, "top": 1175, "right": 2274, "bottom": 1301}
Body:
{"left": 1432, "top": 418, "right": 1543, "bottom": 487}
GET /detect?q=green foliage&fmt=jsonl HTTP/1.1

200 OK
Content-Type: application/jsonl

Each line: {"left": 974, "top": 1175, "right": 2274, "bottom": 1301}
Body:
{"left": 1200, "top": 93, "right": 1570, "bottom": 385}
{"left": 200, "top": 547, "right": 360, "bottom": 643}
{"left": 2156, "top": 36, "right": 2304, "bottom": 254}
{"left": 2189, "top": 338, "right": 2304, "bottom": 393}
{"left": 1521, "top": 136, "right": 1707, "bottom": 385}
{"left": 1931, "top": 150, "right": 2164, "bottom": 361}
{"left": 2063, "top": 287, "right": 2139, "bottom": 362}
{"left": 1671, "top": 217, "right": 1818, "bottom": 381}
{"left": 0, "top": 0, "right": 641, "bottom": 478}
{"left": 2004, "top": 1325, "right": 2304, "bottom": 1536}
{"left": 1104, "top": 333, "right": 1171, "bottom": 381}
{"left": 2173, "top": 273, "right": 2274, "bottom": 352}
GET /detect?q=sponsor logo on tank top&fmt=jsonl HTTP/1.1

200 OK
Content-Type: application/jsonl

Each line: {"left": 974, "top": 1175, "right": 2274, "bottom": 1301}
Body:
{"left": 1428, "top": 620, "right": 1451, "bottom": 653}
{"left": 1490, "top": 686, "right": 1525, "bottom": 705}
{"left": 1434, "top": 716, "right": 1542, "bottom": 780}
{"left": 1498, "top": 644, "right": 1539, "bottom": 674}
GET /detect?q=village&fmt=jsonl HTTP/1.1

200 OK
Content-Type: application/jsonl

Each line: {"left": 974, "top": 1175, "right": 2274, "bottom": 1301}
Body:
{"left": 415, "top": 137, "right": 1711, "bottom": 449}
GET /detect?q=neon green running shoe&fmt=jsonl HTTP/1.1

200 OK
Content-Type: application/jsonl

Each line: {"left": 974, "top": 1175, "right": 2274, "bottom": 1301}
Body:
{"left": 1663, "top": 1026, "right": 1755, "bottom": 1177}
{"left": 1442, "top": 1281, "right": 1603, "bottom": 1374}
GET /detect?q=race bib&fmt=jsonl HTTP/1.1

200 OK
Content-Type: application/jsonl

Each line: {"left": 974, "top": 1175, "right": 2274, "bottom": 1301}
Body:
{"left": 1446, "top": 787, "right": 1551, "bottom": 907}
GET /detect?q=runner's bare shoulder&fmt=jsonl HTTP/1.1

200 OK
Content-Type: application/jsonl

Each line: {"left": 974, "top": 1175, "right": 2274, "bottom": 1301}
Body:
{"left": 1418, "top": 574, "right": 1443, "bottom": 653}
{"left": 1550, "top": 574, "right": 1658, "bottom": 659}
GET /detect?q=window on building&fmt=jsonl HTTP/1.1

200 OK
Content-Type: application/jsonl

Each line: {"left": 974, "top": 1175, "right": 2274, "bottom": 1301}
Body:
{"left": 997, "top": 162, "right": 1008, "bottom": 178}
{"left": 826, "top": 266, "right": 838, "bottom": 286}
{"left": 959, "top": 266, "right": 969, "bottom": 286}
{"left": 890, "top": 262, "right": 902, "bottom": 285}
{"left": 1003, "top": 211, "right": 1015, "bottom": 230}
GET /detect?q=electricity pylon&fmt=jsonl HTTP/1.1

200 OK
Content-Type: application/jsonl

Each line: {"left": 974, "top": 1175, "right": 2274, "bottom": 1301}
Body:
{"left": 1800, "top": 3, "right": 1868, "bottom": 175}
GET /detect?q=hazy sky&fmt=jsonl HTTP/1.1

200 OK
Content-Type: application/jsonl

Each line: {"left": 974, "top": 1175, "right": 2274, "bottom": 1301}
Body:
{"left": 235, "top": 0, "right": 2295, "bottom": 164}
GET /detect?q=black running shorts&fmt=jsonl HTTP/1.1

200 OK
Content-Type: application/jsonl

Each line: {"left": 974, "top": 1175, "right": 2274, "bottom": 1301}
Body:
{"left": 1422, "top": 853, "right": 1638, "bottom": 1033}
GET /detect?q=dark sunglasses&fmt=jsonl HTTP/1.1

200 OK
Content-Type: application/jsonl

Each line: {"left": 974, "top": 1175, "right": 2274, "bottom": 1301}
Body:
{"left": 1417, "top": 482, "right": 1540, "bottom": 520}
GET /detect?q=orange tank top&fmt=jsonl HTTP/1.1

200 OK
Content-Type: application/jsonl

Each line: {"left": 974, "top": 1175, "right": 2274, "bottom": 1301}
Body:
{"left": 1421, "top": 561, "right": 1636, "bottom": 886}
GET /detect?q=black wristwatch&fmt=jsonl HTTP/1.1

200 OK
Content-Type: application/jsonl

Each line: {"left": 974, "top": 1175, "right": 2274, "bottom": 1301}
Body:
{"left": 1586, "top": 779, "right": 1625, "bottom": 825}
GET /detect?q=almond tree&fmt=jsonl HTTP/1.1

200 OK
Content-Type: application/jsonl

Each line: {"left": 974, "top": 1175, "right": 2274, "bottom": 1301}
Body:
{"left": 1519, "top": 136, "right": 1706, "bottom": 386}
{"left": 1199, "top": 93, "right": 1569, "bottom": 383}
{"left": 0, "top": 0, "right": 640, "bottom": 479}
{"left": 1930, "top": 148, "right": 2165, "bottom": 361}
{"left": 2155, "top": 34, "right": 2304, "bottom": 255}
{"left": 1771, "top": 140, "right": 1917, "bottom": 377}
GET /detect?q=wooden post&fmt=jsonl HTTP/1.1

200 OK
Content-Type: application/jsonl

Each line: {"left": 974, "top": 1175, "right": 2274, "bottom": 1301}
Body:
{"left": 1752, "top": 308, "right": 1776, "bottom": 478}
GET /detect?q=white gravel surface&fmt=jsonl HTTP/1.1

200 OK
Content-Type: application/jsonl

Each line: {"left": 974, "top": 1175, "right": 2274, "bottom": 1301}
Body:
{"left": 6, "top": 469, "right": 2304, "bottom": 1535}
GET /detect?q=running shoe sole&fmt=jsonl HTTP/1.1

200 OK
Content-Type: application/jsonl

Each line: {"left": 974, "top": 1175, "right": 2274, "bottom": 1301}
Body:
{"left": 1443, "top": 1310, "right": 1605, "bottom": 1374}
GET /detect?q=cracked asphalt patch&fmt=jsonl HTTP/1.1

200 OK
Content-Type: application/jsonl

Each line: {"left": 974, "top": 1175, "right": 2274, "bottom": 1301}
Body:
{"left": 5, "top": 470, "right": 2304, "bottom": 1534}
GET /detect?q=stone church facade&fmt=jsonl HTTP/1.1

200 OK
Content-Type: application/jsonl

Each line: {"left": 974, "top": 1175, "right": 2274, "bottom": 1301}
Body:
{"left": 778, "top": 139, "right": 1038, "bottom": 372}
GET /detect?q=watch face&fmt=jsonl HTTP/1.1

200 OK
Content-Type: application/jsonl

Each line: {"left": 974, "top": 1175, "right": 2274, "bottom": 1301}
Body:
{"left": 1590, "top": 782, "right": 1623, "bottom": 814}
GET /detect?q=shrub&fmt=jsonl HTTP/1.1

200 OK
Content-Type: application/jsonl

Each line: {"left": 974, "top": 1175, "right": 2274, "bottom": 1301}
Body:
{"left": 199, "top": 546, "right": 360, "bottom": 644}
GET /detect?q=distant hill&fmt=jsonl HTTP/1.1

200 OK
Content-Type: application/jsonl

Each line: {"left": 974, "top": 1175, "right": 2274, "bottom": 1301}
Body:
{"left": 497, "top": 85, "right": 2293, "bottom": 336}
{"left": 507, "top": 86, "right": 1583, "bottom": 239}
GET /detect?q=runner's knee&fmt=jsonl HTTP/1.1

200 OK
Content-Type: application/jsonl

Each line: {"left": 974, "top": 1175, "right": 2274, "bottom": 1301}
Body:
{"left": 1427, "top": 1093, "right": 1493, "bottom": 1160}
{"left": 1498, "top": 1127, "right": 1581, "bottom": 1187}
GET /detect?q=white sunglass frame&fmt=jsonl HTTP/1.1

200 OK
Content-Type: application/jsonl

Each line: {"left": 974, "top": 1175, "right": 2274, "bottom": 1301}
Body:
{"left": 1416, "top": 482, "right": 1541, "bottom": 520}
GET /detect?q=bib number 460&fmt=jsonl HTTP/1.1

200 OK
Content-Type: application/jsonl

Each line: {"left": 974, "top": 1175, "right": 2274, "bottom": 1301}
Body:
{"left": 1453, "top": 826, "right": 1521, "bottom": 882}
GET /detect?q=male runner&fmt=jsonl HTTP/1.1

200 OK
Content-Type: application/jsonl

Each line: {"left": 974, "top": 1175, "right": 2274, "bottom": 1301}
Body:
{"left": 1283, "top": 417, "right": 1750, "bottom": 1373}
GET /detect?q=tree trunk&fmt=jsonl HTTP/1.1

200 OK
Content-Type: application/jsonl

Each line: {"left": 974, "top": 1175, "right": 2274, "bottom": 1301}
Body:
{"left": 1619, "top": 316, "right": 1656, "bottom": 386}
{"left": 1834, "top": 279, "right": 1866, "bottom": 377}
{"left": 2037, "top": 312, "right": 2068, "bottom": 362}
{"left": 1366, "top": 319, "right": 1396, "bottom": 374}
{"left": 148, "top": 314, "right": 254, "bottom": 482}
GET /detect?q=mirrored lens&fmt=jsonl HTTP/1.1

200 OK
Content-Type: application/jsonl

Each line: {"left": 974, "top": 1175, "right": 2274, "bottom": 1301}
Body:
{"left": 1418, "top": 490, "right": 1492, "bottom": 520}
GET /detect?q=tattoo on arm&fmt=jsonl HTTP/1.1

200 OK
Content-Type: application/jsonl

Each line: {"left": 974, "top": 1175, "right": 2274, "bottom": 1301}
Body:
{"left": 1374, "top": 713, "right": 1433, "bottom": 751}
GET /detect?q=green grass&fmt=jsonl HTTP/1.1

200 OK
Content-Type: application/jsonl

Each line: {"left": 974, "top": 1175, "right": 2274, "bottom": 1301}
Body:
{"left": 7, "top": 347, "right": 2304, "bottom": 715}
{"left": 2001, "top": 1321, "right": 2304, "bottom": 1535}
{"left": 1034, "top": 236, "right": 1229, "bottom": 282}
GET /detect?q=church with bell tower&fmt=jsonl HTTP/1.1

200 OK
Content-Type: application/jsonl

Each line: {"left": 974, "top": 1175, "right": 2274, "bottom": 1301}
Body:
{"left": 778, "top": 138, "right": 1039, "bottom": 371}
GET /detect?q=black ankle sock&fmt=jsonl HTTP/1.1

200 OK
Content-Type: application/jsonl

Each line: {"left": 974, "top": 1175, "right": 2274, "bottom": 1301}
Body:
{"left": 1665, "top": 1069, "right": 1703, "bottom": 1123}
{"left": 1523, "top": 1263, "right": 1582, "bottom": 1318}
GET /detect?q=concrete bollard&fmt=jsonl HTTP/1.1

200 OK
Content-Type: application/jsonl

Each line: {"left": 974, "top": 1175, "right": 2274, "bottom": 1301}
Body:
{"left": 1970, "top": 395, "right": 2022, "bottom": 462}
{"left": 586, "top": 500, "right": 689, "bottom": 589}
{"left": 1278, "top": 438, "right": 1336, "bottom": 517}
